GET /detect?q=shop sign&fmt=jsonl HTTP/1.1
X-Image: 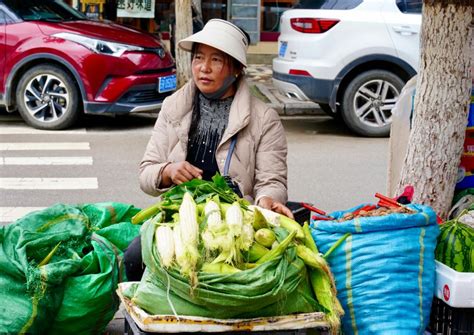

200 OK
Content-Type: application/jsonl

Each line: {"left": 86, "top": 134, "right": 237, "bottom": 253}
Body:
{"left": 80, "top": 0, "right": 106, "bottom": 20}
{"left": 117, "top": 0, "right": 155, "bottom": 18}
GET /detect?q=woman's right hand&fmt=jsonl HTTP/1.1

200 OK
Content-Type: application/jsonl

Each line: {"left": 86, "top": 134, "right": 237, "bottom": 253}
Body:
{"left": 160, "top": 161, "right": 203, "bottom": 187}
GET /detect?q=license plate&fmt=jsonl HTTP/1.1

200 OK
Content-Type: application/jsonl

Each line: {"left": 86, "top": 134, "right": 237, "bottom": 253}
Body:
{"left": 158, "top": 74, "right": 177, "bottom": 93}
{"left": 279, "top": 41, "right": 288, "bottom": 58}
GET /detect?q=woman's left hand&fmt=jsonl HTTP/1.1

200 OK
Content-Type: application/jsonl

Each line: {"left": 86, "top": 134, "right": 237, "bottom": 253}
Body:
{"left": 258, "top": 196, "right": 294, "bottom": 219}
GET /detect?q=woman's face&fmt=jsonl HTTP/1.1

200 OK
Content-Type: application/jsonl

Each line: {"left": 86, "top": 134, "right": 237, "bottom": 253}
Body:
{"left": 192, "top": 44, "right": 236, "bottom": 98}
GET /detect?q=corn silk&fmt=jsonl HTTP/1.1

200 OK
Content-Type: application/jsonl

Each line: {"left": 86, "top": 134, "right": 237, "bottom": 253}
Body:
{"left": 126, "top": 219, "right": 320, "bottom": 318}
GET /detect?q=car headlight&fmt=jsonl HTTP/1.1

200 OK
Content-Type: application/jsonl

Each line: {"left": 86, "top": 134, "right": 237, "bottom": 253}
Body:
{"left": 53, "top": 32, "right": 144, "bottom": 57}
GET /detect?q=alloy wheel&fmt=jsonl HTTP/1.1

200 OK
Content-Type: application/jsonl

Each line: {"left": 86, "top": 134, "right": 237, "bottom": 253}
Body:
{"left": 353, "top": 79, "right": 400, "bottom": 128}
{"left": 23, "top": 73, "right": 70, "bottom": 123}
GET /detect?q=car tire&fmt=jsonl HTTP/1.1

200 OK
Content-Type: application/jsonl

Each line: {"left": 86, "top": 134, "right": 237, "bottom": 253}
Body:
{"left": 16, "top": 64, "right": 80, "bottom": 130}
{"left": 341, "top": 70, "right": 405, "bottom": 137}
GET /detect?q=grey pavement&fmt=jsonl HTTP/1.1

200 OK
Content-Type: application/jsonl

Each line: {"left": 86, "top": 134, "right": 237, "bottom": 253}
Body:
{"left": 245, "top": 64, "right": 323, "bottom": 116}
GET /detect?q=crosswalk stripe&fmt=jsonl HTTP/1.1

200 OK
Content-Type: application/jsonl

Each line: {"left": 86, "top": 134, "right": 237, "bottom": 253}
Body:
{"left": 0, "top": 178, "right": 98, "bottom": 189}
{"left": 0, "top": 126, "right": 86, "bottom": 135}
{"left": 0, "top": 142, "right": 90, "bottom": 150}
{"left": 0, "top": 156, "right": 93, "bottom": 165}
{"left": 0, "top": 207, "right": 45, "bottom": 223}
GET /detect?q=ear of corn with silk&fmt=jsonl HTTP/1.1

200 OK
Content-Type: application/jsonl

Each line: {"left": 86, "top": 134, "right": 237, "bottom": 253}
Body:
{"left": 133, "top": 175, "right": 342, "bottom": 334}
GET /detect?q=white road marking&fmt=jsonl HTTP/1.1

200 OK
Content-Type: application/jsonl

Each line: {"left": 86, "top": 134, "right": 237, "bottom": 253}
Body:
{"left": 0, "top": 178, "right": 98, "bottom": 189}
{"left": 0, "top": 156, "right": 93, "bottom": 165}
{"left": 0, "top": 125, "right": 86, "bottom": 135}
{"left": 0, "top": 143, "right": 91, "bottom": 151}
{"left": 0, "top": 207, "right": 45, "bottom": 223}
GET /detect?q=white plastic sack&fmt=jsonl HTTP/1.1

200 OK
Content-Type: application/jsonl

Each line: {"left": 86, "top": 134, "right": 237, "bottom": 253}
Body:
{"left": 387, "top": 75, "right": 418, "bottom": 197}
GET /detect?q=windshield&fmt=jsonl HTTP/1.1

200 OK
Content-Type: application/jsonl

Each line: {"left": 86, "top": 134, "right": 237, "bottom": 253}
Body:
{"left": 293, "top": 0, "right": 362, "bottom": 9}
{"left": 3, "top": 0, "right": 87, "bottom": 21}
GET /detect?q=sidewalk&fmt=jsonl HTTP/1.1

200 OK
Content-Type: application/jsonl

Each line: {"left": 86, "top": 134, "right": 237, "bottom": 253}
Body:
{"left": 245, "top": 63, "right": 323, "bottom": 116}
{"left": 245, "top": 42, "right": 323, "bottom": 116}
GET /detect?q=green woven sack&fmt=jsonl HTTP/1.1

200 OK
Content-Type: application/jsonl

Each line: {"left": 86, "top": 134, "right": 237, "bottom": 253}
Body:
{"left": 129, "top": 220, "right": 318, "bottom": 318}
{"left": 0, "top": 202, "right": 140, "bottom": 335}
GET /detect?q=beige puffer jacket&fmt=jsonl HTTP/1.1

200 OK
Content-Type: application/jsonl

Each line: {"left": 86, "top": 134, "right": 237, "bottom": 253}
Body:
{"left": 139, "top": 78, "right": 288, "bottom": 204}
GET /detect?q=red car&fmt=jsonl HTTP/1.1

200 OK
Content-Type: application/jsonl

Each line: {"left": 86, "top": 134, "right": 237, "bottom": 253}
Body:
{"left": 0, "top": 0, "right": 176, "bottom": 130}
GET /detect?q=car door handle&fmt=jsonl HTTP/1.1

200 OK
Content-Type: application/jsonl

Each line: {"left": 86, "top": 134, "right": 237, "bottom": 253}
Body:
{"left": 392, "top": 25, "right": 418, "bottom": 36}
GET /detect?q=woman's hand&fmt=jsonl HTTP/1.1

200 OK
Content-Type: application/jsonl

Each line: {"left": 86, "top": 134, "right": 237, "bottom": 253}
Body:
{"left": 160, "top": 161, "right": 203, "bottom": 187}
{"left": 258, "top": 196, "right": 294, "bottom": 219}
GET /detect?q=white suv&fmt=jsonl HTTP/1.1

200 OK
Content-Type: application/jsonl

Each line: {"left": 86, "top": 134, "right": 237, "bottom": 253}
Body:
{"left": 273, "top": 0, "right": 422, "bottom": 137}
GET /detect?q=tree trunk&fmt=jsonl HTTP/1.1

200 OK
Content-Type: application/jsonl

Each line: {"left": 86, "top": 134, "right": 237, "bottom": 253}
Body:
{"left": 175, "top": 0, "right": 193, "bottom": 87}
{"left": 192, "top": 0, "right": 203, "bottom": 23}
{"left": 397, "top": 2, "right": 472, "bottom": 219}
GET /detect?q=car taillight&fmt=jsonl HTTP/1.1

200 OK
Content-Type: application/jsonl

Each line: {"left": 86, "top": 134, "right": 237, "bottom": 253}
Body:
{"left": 289, "top": 69, "right": 311, "bottom": 77}
{"left": 290, "top": 18, "right": 339, "bottom": 33}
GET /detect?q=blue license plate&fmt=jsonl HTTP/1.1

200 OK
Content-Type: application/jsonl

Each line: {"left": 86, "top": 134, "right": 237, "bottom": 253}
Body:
{"left": 279, "top": 41, "right": 288, "bottom": 58}
{"left": 158, "top": 74, "right": 177, "bottom": 93}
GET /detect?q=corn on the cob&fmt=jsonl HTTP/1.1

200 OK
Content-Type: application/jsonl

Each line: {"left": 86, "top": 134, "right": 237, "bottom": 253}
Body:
{"left": 296, "top": 245, "right": 330, "bottom": 274}
{"left": 236, "top": 223, "right": 254, "bottom": 251}
{"left": 249, "top": 205, "right": 280, "bottom": 226}
{"left": 201, "top": 262, "right": 241, "bottom": 274}
{"left": 179, "top": 192, "right": 199, "bottom": 246}
{"left": 174, "top": 225, "right": 199, "bottom": 283}
{"left": 204, "top": 200, "right": 223, "bottom": 233}
{"left": 249, "top": 206, "right": 305, "bottom": 240}
{"left": 173, "top": 226, "right": 185, "bottom": 266}
{"left": 155, "top": 225, "right": 175, "bottom": 268}
{"left": 252, "top": 207, "right": 269, "bottom": 230}
{"left": 226, "top": 202, "right": 243, "bottom": 237}
{"left": 302, "top": 222, "right": 318, "bottom": 253}
{"left": 247, "top": 242, "right": 269, "bottom": 262}
{"left": 201, "top": 230, "right": 220, "bottom": 251}
{"left": 255, "top": 228, "right": 276, "bottom": 247}
{"left": 256, "top": 230, "right": 296, "bottom": 264}
{"left": 309, "top": 270, "right": 342, "bottom": 335}
{"left": 297, "top": 244, "right": 343, "bottom": 335}
{"left": 131, "top": 203, "right": 161, "bottom": 224}
{"left": 279, "top": 215, "right": 305, "bottom": 240}
{"left": 173, "top": 193, "right": 200, "bottom": 283}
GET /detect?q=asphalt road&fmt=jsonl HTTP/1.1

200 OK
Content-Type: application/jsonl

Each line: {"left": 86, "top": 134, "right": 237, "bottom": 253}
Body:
{"left": 0, "top": 111, "right": 388, "bottom": 224}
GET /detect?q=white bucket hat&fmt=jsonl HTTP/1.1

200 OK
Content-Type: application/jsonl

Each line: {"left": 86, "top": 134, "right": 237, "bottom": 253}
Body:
{"left": 178, "top": 19, "right": 249, "bottom": 67}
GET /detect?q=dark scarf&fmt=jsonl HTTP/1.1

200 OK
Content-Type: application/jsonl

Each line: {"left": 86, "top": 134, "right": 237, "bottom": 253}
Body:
{"left": 186, "top": 93, "right": 233, "bottom": 180}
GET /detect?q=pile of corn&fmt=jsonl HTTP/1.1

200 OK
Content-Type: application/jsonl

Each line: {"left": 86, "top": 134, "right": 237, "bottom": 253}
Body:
{"left": 132, "top": 188, "right": 343, "bottom": 333}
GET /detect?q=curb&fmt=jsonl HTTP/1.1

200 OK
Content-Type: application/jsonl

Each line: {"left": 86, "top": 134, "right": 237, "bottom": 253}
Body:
{"left": 251, "top": 83, "right": 324, "bottom": 116}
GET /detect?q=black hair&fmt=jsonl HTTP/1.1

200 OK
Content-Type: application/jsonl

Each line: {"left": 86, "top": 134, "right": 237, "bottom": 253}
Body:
{"left": 236, "top": 25, "right": 251, "bottom": 46}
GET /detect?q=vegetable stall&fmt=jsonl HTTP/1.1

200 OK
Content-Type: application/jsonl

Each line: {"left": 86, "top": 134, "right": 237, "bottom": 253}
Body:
{"left": 120, "top": 175, "right": 344, "bottom": 334}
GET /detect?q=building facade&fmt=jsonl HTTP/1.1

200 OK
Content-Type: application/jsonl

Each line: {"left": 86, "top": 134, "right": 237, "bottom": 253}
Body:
{"left": 68, "top": 0, "right": 297, "bottom": 44}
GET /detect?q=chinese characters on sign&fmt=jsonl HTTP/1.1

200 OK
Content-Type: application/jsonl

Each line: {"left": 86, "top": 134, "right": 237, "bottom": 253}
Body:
{"left": 117, "top": 0, "right": 155, "bottom": 18}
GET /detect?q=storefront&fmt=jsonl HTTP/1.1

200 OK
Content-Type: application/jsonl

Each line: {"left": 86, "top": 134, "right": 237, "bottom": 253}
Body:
{"left": 67, "top": 0, "right": 297, "bottom": 44}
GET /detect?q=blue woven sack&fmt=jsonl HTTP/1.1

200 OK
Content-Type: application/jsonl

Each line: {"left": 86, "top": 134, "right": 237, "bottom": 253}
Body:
{"left": 310, "top": 204, "right": 439, "bottom": 335}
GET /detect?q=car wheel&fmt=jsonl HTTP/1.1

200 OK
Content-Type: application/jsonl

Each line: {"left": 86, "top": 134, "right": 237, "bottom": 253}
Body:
{"left": 341, "top": 70, "right": 405, "bottom": 137}
{"left": 16, "top": 64, "right": 80, "bottom": 130}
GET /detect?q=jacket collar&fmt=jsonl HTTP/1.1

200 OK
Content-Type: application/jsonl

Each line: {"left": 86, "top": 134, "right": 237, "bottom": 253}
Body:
{"left": 167, "top": 78, "right": 251, "bottom": 143}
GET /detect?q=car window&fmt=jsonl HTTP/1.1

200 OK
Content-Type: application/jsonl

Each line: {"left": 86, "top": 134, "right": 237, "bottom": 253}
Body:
{"left": 396, "top": 0, "right": 422, "bottom": 13}
{"left": 2, "top": 0, "right": 86, "bottom": 22}
{"left": 293, "top": 0, "right": 363, "bottom": 10}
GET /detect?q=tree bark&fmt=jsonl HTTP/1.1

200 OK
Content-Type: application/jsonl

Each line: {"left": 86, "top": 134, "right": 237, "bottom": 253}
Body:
{"left": 192, "top": 0, "right": 203, "bottom": 23}
{"left": 397, "top": 2, "right": 472, "bottom": 219}
{"left": 175, "top": 0, "right": 193, "bottom": 87}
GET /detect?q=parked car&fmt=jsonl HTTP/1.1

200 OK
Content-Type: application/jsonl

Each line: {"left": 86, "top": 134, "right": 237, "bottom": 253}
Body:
{"left": 0, "top": 0, "right": 176, "bottom": 130}
{"left": 273, "top": 0, "right": 422, "bottom": 137}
